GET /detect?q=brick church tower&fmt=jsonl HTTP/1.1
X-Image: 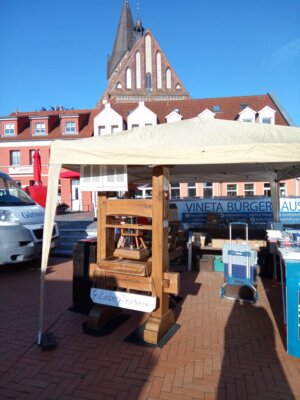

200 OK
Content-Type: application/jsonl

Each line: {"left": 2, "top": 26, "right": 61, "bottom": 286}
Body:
{"left": 98, "top": 0, "right": 190, "bottom": 106}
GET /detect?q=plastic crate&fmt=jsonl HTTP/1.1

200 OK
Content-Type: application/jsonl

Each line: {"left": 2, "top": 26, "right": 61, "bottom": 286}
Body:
{"left": 214, "top": 255, "right": 224, "bottom": 272}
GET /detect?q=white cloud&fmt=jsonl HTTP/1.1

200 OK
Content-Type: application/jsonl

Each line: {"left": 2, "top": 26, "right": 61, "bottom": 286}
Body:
{"left": 269, "top": 36, "right": 300, "bottom": 64}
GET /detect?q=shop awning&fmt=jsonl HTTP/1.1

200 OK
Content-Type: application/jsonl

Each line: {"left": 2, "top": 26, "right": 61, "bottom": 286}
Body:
{"left": 59, "top": 171, "right": 80, "bottom": 179}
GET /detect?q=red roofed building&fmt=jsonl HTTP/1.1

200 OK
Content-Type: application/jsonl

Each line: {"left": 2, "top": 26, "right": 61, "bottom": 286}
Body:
{"left": 0, "top": 0, "right": 298, "bottom": 212}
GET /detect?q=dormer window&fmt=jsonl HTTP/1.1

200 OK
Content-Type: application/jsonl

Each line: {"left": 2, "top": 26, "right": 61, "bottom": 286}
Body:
{"left": 4, "top": 123, "right": 15, "bottom": 135}
{"left": 256, "top": 106, "right": 276, "bottom": 125}
{"left": 30, "top": 116, "right": 48, "bottom": 135}
{"left": 165, "top": 110, "right": 183, "bottom": 123}
{"left": 198, "top": 109, "right": 216, "bottom": 119}
{"left": 65, "top": 121, "right": 76, "bottom": 134}
{"left": 35, "top": 122, "right": 46, "bottom": 135}
{"left": 238, "top": 106, "right": 256, "bottom": 123}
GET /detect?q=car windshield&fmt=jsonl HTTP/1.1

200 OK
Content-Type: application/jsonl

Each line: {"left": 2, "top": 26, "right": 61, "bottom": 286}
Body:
{"left": 0, "top": 176, "right": 36, "bottom": 206}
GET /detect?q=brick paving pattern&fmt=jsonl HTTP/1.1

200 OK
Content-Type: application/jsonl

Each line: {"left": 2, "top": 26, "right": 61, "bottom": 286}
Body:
{"left": 1, "top": 257, "right": 300, "bottom": 399}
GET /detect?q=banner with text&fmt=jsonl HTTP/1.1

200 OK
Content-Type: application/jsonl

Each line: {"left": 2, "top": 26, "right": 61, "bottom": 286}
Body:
{"left": 171, "top": 197, "right": 300, "bottom": 228}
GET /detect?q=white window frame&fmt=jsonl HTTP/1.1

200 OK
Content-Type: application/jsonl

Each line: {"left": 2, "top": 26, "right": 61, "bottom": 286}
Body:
{"left": 280, "top": 182, "right": 286, "bottom": 197}
{"left": 111, "top": 125, "right": 119, "bottom": 134}
{"left": 264, "top": 183, "right": 271, "bottom": 197}
{"left": 80, "top": 165, "right": 128, "bottom": 191}
{"left": 203, "top": 182, "right": 213, "bottom": 198}
{"left": 29, "top": 149, "right": 35, "bottom": 165}
{"left": 4, "top": 123, "right": 15, "bottom": 135}
{"left": 227, "top": 184, "right": 237, "bottom": 197}
{"left": 98, "top": 126, "right": 106, "bottom": 135}
{"left": 170, "top": 183, "right": 180, "bottom": 199}
{"left": 35, "top": 122, "right": 46, "bottom": 135}
{"left": 64, "top": 121, "right": 76, "bottom": 134}
{"left": 10, "top": 150, "right": 20, "bottom": 166}
{"left": 244, "top": 183, "right": 255, "bottom": 196}
{"left": 187, "top": 183, "right": 197, "bottom": 198}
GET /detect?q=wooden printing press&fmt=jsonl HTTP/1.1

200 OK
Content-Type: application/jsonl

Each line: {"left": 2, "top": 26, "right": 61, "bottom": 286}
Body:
{"left": 88, "top": 166, "right": 180, "bottom": 344}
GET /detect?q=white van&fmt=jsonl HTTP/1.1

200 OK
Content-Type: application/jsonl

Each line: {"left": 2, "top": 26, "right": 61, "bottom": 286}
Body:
{"left": 0, "top": 171, "right": 60, "bottom": 265}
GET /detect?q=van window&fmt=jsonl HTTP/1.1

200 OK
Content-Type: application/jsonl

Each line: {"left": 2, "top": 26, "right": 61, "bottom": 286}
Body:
{"left": 0, "top": 176, "right": 35, "bottom": 206}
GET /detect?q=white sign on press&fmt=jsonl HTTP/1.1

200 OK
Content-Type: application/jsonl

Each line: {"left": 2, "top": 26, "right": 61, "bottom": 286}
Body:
{"left": 90, "top": 288, "right": 157, "bottom": 313}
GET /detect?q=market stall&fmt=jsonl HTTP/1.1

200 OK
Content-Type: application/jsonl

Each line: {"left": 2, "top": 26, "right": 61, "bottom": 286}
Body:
{"left": 38, "top": 116, "right": 300, "bottom": 346}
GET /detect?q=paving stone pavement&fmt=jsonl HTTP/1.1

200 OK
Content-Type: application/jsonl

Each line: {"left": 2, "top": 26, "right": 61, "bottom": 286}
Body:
{"left": 1, "top": 256, "right": 300, "bottom": 400}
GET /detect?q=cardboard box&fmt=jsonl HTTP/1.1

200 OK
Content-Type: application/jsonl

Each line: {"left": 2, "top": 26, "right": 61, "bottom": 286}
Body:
{"left": 211, "top": 239, "right": 225, "bottom": 249}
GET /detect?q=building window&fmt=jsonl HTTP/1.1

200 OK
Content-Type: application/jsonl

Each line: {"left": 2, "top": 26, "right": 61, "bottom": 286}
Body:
{"left": 203, "top": 182, "right": 213, "bottom": 198}
{"left": 35, "top": 122, "right": 46, "bottom": 135}
{"left": 262, "top": 118, "right": 272, "bottom": 124}
{"left": 4, "top": 123, "right": 15, "bottom": 135}
{"left": 65, "top": 121, "right": 76, "bottom": 134}
{"left": 280, "top": 183, "right": 286, "bottom": 197}
{"left": 240, "top": 103, "right": 248, "bottom": 110}
{"left": 111, "top": 125, "right": 119, "bottom": 133}
{"left": 126, "top": 68, "right": 132, "bottom": 89}
{"left": 132, "top": 124, "right": 139, "bottom": 129}
{"left": 98, "top": 126, "right": 105, "bottom": 135}
{"left": 116, "top": 81, "right": 122, "bottom": 89}
{"left": 145, "top": 72, "right": 152, "bottom": 93}
{"left": 241, "top": 118, "right": 253, "bottom": 123}
{"left": 145, "top": 35, "right": 152, "bottom": 74}
{"left": 145, "top": 189, "right": 152, "bottom": 198}
{"left": 145, "top": 123, "right": 152, "bottom": 126}
{"left": 187, "top": 183, "right": 196, "bottom": 198}
{"left": 29, "top": 149, "right": 35, "bottom": 165}
{"left": 156, "top": 52, "right": 162, "bottom": 89}
{"left": 244, "top": 183, "right": 254, "bottom": 196}
{"left": 212, "top": 105, "right": 221, "bottom": 112}
{"left": 264, "top": 183, "right": 271, "bottom": 197}
{"left": 166, "top": 68, "right": 171, "bottom": 89}
{"left": 10, "top": 150, "right": 20, "bottom": 166}
{"left": 135, "top": 52, "right": 141, "bottom": 89}
{"left": 227, "top": 184, "right": 237, "bottom": 197}
{"left": 170, "top": 183, "right": 180, "bottom": 199}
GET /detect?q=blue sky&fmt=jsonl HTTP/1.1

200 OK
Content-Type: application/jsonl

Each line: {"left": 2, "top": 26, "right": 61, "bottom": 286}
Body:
{"left": 1, "top": 0, "right": 299, "bottom": 125}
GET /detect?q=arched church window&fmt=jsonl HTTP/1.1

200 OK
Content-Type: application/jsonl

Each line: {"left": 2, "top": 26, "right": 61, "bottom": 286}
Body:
{"left": 126, "top": 68, "right": 132, "bottom": 89}
{"left": 156, "top": 52, "right": 162, "bottom": 89}
{"left": 166, "top": 68, "right": 171, "bottom": 89}
{"left": 145, "top": 72, "right": 152, "bottom": 94}
{"left": 145, "top": 35, "right": 152, "bottom": 74}
{"left": 135, "top": 52, "right": 141, "bottom": 89}
{"left": 116, "top": 81, "right": 122, "bottom": 89}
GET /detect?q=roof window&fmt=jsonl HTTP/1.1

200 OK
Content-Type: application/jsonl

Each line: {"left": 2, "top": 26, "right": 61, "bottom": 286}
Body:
{"left": 212, "top": 105, "right": 221, "bottom": 112}
{"left": 240, "top": 103, "right": 248, "bottom": 110}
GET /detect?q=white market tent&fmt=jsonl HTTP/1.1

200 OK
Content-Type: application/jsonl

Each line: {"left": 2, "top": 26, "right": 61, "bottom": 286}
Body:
{"left": 38, "top": 116, "right": 300, "bottom": 344}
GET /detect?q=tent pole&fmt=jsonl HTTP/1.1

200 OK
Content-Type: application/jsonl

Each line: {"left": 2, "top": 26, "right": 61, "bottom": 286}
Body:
{"left": 37, "top": 163, "right": 61, "bottom": 349}
{"left": 270, "top": 179, "right": 280, "bottom": 223}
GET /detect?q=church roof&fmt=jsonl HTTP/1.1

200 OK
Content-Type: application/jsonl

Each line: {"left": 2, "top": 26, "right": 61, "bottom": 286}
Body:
{"left": 107, "top": 0, "right": 135, "bottom": 79}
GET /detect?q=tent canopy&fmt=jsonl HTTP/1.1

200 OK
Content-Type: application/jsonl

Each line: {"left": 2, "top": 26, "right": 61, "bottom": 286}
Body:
{"left": 38, "top": 116, "right": 300, "bottom": 344}
{"left": 50, "top": 117, "right": 300, "bottom": 183}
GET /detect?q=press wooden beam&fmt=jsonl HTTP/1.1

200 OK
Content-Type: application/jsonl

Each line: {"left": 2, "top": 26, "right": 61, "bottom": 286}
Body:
{"left": 143, "top": 166, "right": 175, "bottom": 344}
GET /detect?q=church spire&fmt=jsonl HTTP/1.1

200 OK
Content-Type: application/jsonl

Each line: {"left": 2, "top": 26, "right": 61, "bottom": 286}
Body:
{"left": 107, "top": 0, "right": 135, "bottom": 79}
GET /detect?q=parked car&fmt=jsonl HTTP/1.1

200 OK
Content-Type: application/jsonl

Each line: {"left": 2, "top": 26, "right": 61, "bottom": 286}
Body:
{"left": 0, "top": 171, "right": 60, "bottom": 264}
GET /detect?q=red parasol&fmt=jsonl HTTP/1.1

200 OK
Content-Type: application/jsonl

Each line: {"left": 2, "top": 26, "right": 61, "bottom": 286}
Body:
{"left": 33, "top": 149, "right": 42, "bottom": 185}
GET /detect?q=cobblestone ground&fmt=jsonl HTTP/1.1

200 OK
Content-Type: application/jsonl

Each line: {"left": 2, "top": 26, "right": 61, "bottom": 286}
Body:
{"left": 1, "top": 255, "right": 300, "bottom": 399}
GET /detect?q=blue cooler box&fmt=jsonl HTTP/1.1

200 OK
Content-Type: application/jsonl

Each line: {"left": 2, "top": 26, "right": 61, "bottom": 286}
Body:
{"left": 285, "top": 260, "right": 300, "bottom": 358}
{"left": 222, "top": 243, "right": 257, "bottom": 283}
